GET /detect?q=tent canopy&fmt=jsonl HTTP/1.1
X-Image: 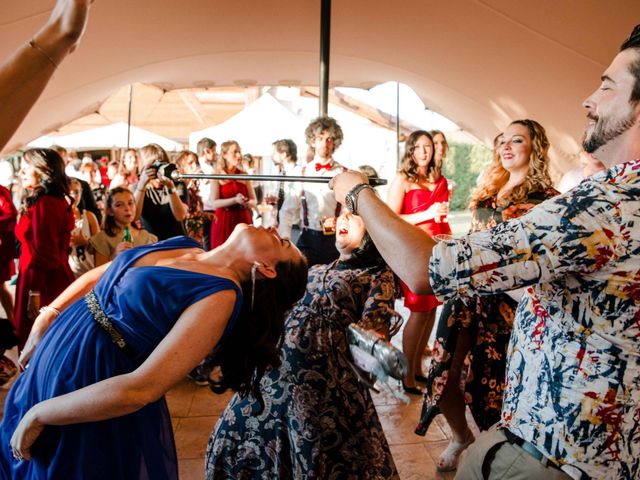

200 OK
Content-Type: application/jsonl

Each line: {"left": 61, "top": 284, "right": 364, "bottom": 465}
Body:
{"left": 2, "top": 0, "right": 638, "bottom": 176}
{"left": 189, "top": 93, "right": 304, "bottom": 157}
{"left": 28, "top": 122, "right": 184, "bottom": 151}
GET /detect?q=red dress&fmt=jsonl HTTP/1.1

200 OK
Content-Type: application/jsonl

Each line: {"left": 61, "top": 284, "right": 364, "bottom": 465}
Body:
{"left": 210, "top": 180, "right": 252, "bottom": 249}
{"left": 0, "top": 186, "right": 17, "bottom": 282}
{"left": 14, "top": 195, "right": 75, "bottom": 347}
{"left": 400, "top": 176, "right": 452, "bottom": 312}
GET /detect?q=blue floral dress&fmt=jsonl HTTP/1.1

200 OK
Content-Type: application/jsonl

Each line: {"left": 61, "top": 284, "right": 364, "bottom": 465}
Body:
{"left": 206, "top": 258, "right": 400, "bottom": 479}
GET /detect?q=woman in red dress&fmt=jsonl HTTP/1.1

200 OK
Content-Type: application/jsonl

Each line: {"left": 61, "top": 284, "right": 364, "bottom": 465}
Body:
{"left": 0, "top": 185, "right": 17, "bottom": 323}
{"left": 210, "top": 141, "right": 256, "bottom": 249}
{"left": 14, "top": 149, "right": 74, "bottom": 347}
{"left": 388, "top": 130, "right": 451, "bottom": 394}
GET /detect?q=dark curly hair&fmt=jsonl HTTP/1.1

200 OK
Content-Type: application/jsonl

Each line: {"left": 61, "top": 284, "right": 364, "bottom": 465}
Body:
{"left": 305, "top": 116, "right": 344, "bottom": 150}
{"left": 208, "top": 255, "right": 308, "bottom": 410}
{"left": 20, "top": 148, "right": 70, "bottom": 215}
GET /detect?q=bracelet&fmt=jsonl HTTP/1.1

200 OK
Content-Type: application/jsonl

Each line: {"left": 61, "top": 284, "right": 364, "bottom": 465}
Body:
{"left": 39, "top": 306, "right": 61, "bottom": 317}
{"left": 167, "top": 188, "right": 176, "bottom": 194}
{"left": 344, "top": 183, "right": 374, "bottom": 215}
{"left": 28, "top": 39, "right": 58, "bottom": 69}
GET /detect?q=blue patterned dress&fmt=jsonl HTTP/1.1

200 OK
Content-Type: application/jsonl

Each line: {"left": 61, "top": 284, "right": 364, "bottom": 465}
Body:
{"left": 206, "top": 258, "right": 399, "bottom": 479}
{"left": 0, "top": 236, "right": 241, "bottom": 479}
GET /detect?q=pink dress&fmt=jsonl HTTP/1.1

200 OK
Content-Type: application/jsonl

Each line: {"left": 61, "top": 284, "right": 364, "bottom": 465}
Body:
{"left": 210, "top": 180, "right": 252, "bottom": 249}
{"left": 400, "top": 176, "right": 451, "bottom": 312}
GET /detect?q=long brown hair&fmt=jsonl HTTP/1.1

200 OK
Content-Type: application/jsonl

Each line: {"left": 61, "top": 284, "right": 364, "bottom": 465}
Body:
{"left": 20, "top": 148, "right": 70, "bottom": 214}
{"left": 470, "top": 119, "right": 553, "bottom": 208}
{"left": 399, "top": 130, "right": 439, "bottom": 183}
{"left": 218, "top": 141, "right": 244, "bottom": 174}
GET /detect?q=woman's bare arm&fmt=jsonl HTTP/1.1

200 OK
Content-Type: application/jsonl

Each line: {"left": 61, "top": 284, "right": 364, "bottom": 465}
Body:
{"left": 0, "top": 0, "right": 93, "bottom": 151}
{"left": 12, "top": 289, "right": 237, "bottom": 459}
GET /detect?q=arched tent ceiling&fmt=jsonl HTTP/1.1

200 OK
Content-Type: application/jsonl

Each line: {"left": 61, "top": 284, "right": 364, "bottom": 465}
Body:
{"left": 1, "top": 0, "right": 638, "bottom": 176}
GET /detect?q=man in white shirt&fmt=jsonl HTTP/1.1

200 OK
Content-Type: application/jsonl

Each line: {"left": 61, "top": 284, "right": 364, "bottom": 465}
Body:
{"left": 271, "top": 138, "right": 299, "bottom": 239}
{"left": 280, "top": 117, "right": 346, "bottom": 266}
{"left": 196, "top": 137, "right": 217, "bottom": 250}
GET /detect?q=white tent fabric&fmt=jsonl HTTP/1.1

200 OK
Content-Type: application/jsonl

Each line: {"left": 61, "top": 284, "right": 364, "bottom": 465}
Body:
{"left": 189, "top": 94, "right": 304, "bottom": 157}
{"left": 28, "top": 122, "right": 184, "bottom": 151}
{"left": 2, "top": 0, "right": 639, "bottom": 175}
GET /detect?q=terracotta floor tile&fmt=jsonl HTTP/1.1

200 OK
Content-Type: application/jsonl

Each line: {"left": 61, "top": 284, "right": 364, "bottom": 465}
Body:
{"left": 188, "top": 386, "right": 233, "bottom": 417}
{"left": 173, "top": 415, "right": 218, "bottom": 460}
{"left": 178, "top": 457, "right": 205, "bottom": 480}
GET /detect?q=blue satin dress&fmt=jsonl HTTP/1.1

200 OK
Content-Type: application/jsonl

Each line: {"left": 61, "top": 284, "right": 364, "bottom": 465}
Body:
{"left": 0, "top": 236, "right": 242, "bottom": 479}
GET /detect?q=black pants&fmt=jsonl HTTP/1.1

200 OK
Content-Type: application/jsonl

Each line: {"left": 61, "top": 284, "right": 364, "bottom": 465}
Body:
{"left": 295, "top": 229, "right": 339, "bottom": 267}
{"left": 202, "top": 213, "right": 214, "bottom": 251}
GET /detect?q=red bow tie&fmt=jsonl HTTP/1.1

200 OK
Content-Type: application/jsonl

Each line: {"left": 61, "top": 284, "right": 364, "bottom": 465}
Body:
{"left": 315, "top": 163, "right": 332, "bottom": 172}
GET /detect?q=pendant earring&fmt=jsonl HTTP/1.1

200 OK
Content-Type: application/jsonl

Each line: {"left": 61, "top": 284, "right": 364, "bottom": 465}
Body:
{"left": 251, "top": 261, "right": 260, "bottom": 310}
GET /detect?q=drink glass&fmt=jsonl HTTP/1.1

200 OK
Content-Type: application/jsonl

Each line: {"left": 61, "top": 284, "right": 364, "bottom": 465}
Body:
{"left": 433, "top": 233, "right": 454, "bottom": 242}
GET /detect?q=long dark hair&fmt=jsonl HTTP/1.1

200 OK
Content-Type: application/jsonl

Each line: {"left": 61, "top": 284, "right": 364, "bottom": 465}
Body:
{"left": 209, "top": 257, "right": 308, "bottom": 409}
{"left": 21, "top": 148, "right": 70, "bottom": 214}
{"left": 102, "top": 186, "right": 138, "bottom": 237}
{"left": 399, "top": 130, "right": 438, "bottom": 183}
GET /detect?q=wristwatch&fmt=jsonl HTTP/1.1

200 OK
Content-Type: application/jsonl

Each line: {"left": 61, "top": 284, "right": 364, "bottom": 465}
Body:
{"left": 344, "top": 183, "right": 374, "bottom": 215}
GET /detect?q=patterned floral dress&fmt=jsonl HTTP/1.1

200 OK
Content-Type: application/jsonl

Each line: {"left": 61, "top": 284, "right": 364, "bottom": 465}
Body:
{"left": 416, "top": 188, "right": 558, "bottom": 434}
{"left": 206, "top": 258, "right": 400, "bottom": 479}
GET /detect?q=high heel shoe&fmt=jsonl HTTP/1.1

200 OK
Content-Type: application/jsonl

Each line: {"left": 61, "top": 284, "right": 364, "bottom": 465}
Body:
{"left": 402, "top": 381, "right": 423, "bottom": 395}
{"left": 436, "top": 429, "right": 475, "bottom": 472}
{"left": 415, "top": 403, "right": 440, "bottom": 436}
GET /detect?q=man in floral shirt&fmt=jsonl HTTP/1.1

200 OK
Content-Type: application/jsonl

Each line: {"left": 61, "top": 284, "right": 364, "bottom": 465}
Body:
{"left": 330, "top": 25, "right": 640, "bottom": 480}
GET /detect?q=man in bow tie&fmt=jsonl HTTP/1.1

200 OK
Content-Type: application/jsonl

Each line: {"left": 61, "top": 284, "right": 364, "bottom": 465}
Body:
{"left": 280, "top": 116, "right": 346, "bottom": 265}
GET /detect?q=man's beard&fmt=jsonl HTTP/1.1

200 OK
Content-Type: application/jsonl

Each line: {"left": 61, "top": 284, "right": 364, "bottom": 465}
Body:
{"left": 582, "top": 110, "right": 636, "bottom": 153}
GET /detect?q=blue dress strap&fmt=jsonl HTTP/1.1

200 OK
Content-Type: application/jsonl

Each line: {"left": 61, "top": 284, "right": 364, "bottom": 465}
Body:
{"left": 96, "top": 236, "right": 201, "bottom": 295}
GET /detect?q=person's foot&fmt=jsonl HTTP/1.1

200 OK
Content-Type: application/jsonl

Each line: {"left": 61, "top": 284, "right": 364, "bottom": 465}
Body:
{"left": 187, "top": 366, "right": 209, "bottom": 386}
{"left": 436, "top": 429, "right": 475, "bottom": 472}
{"left": 402, "top": 381, "right": 423, "bottom": 395}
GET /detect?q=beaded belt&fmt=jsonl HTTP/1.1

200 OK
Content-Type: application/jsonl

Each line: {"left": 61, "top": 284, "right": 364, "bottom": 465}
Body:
{"left": 84, "top": 289, "right": 133, "bottom": 356}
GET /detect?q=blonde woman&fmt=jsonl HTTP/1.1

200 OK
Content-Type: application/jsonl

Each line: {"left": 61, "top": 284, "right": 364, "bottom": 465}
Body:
{"left": 416, "top": 120, "right": 559, "bottom": 472}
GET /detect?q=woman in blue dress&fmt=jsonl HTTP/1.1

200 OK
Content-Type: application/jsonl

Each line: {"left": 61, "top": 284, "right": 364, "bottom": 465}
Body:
{"left": 0, "top": 224, "right": 307, "bottom": 479}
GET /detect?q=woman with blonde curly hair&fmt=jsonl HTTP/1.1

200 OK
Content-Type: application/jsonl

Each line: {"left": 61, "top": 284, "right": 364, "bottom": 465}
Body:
{"left": 415, "top": 119, "right": 559, "bottom": 473}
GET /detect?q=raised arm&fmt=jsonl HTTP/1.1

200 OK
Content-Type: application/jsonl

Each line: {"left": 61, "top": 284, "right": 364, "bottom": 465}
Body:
{"left": 11, "top": 288, "right": 237, "bottom": 460}
{"left": 0, "top": 0, "right": 93, "bottom": 151}
{"left": 331, "top": 171, "right": 436, "bottom": 294}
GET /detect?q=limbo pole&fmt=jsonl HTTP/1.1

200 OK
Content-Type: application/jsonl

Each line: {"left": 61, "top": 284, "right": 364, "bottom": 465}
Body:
{"left": 170, "top": 170, "right": 387, "bottom": 186}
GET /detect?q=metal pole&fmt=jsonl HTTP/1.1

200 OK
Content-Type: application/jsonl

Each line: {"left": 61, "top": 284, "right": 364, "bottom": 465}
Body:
{"left": 171, "top": 171, "right": 387, "bottom": 186}
{"left": 396, "top": 81, "right": 401, "bottom": 169}
{"left": 126, "top": 84, "right": 133, "bottom": 150}
{"left": 319, "top": 0, "right": 331, "bottom": 117}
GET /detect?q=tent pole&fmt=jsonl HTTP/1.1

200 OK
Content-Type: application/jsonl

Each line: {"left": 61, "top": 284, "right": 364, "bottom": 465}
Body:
{"left": 396, "top": 81, "right": 400, "bottom": 169}
{"left": 126, "top": 84, "right": 133, "bottom": 150}
{"left": 319, "top": 0, "right": 331, "bottom": 117}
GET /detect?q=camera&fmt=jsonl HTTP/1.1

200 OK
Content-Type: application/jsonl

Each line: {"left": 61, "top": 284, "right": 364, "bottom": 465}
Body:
{"left": 151, "top": 161, "right": 178, "bottom": 181}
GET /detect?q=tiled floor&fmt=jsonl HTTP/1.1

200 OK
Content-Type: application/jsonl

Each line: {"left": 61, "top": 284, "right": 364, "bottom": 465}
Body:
{"left": 166, "top": 376, "right": 468, "bottom": 480}
{"left": 0, "top": 302, "right": 476, "bottom": 479}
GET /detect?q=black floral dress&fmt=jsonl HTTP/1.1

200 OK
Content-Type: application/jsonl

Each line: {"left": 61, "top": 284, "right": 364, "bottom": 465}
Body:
{"left": 206, "top": 258, "right": 400, "bottom": 479}
{"left": 416, "top": 188, "right": 558, "bottom": 434}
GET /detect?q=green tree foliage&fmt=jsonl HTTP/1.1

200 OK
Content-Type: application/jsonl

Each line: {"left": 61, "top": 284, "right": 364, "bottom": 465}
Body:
{"left": 441, "top": 142, "right": 492, "bottom": 210}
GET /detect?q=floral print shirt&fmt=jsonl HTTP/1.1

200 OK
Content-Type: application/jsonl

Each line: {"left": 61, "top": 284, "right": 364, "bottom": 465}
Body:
{"left": 429, "top": 159, "right": 640, "bottom": 479}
